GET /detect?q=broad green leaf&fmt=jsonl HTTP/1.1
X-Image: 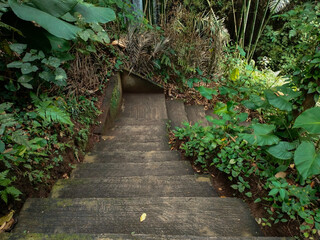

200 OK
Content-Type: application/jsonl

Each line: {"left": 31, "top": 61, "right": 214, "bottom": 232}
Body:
{"left": 240, "top": 124, "right": 280, "bottom": 146}
{"left": 293, "top": 107, "right": 320, "bottom": 134}
{"left": 9, "top": 0, "right": 81, "bottom": 40}
{"left": 267, "top": 141, "right": 297, "bottom": 160}
{"left": 30, "top": 0, "right": 78, "bottom": 17}
{"left": 230, "top": 68, "right": 239, "bottom": 81}
{"left": 46, "top": 33, "right": 71, "bottom": 52}
{"left": 265, "top": 90, "right": 292, "bottom": 111}
{"left": 294, "top": 141, "right": 320, "bottom": 180}
{"left": 197, "top": 86, "right": 217, "bottom": 100}
{"left": 9, "top": 43, "right": 27, "bottom": 55}
{"left": 72, "top": 3, "right": 116, "bottom": 23}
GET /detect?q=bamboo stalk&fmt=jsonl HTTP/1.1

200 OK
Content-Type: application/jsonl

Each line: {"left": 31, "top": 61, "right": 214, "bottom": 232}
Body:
{"left": 231, "top": 0, "right": 238, "bottom": 40}
{"left": 240, "top": 0, "right": 252, "bottom": 48}
{"left": 236, "top": 1, "right": 245, "bottom": 44}
{"left": 248, "top": 0, "right": 282, "bottom": 61}
{"left": 247, "top": 0, "right": 259, "bottom": 62}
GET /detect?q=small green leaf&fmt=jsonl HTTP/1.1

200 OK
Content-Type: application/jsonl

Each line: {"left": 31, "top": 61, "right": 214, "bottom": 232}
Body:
{"left": 7, "top": 61, "right": 23, "bottom": 68}
{"left": 21, "top": 63, "right": 38, "bottom": 74}
{"left": 18, "top": 75, "right": 33, "bottom": 83}
{"left": 9, "top": 43, "right": 27, "bottom": 55}
{"left": 196, "top": 86, "right": 218, "bottom": 100}
{"left": 269, "top": 188, "right": 279, "bottom": 196}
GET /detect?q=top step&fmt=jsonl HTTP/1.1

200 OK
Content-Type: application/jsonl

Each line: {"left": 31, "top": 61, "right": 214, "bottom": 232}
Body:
{"left": 166, "top": 99, "right": 188, "bottom": 129}
{"left": 120, "top": 94, "right": 168, "bottom": 120}
{"left": 185, "top": 105, "right": 209, "bottom": 127}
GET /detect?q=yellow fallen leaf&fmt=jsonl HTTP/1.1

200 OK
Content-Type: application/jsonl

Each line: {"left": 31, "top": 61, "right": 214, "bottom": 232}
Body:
{"left": 220, "top": 196, "right": 226, "bottom": 198}
{"left": 140, "top": 213, "right": 147, "bottom": 222}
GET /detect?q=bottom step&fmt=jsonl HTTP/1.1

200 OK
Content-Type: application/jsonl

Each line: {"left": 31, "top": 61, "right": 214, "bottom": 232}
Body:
{"left": 2, "top": 233, "right": 287, "bottom": 240}
{"left": 15, "top": 197, "right": 261, "bottom": 237}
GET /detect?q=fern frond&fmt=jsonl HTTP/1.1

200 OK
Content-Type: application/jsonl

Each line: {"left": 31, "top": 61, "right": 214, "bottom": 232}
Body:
{"left": 269, "top": 0, "right": 290, "bottom": 13}
{"left": 41, "top": 105, "right": 73, "bottom": 126}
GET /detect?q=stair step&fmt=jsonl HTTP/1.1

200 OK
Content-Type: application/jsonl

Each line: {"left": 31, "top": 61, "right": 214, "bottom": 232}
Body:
{"left": 71, "top": 162, "right": 194, "bottom": 178}
{"left": 15, "top": 197, "right": 261, "bottom": 236}
{"left": 105, "top": 125, "right": 167, "bottom": 137}
{"left": 113, "top": 118, "right": 168, "bottom": 126}
{"left": 84, "top": 151, "right": 183, "bottom": 163}
{"left": 94, "top": 141, "right": 170, "bottom": 151}
{"left": 50, "top": 176, "right": 218, "bottom": 198}
{"left": 99, "top": 134, "right": 167, "bottom": 143}
{"left": 166, "top": 99, "right": 188, "bottom": 129}
{"left": 121, "top": 94, "right": 167, "bottom": 120}
{"left": 4, "top": 233, "right": 287, "bottom": 240}
{"left": 185, "top": 105, "right": 208, "bottom": 126}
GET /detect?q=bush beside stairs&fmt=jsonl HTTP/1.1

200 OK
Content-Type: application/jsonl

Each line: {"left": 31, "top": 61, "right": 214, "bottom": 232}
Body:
{"left": 2, "top": 93, "right": 287, "bottom": 240}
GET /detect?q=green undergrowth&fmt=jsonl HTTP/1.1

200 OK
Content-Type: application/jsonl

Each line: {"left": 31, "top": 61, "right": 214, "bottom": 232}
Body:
{"left": 0, "top": 92, "right": 101, "bottom": 205}
{"left": 0, "top": 0, "right": 135, "bottom": 211}
{"left": 172, "top": 45, "right": 320, "bottom": 239}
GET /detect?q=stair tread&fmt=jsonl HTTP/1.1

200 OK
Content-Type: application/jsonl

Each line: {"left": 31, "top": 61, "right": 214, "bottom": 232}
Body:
{"left": 50, "top": 175, "right": 218, "bottom": 198}
{"left": 120, "top": 94, "right": 168, "bottom": 120}
{"left": 94, "top": 141, "right": 170, "bottom": 151}
{"left": 15, "top": 197, "right": 261, "bottom": 236}
{"left": 84, "top": 151, "right": 183, "bottom": 163}
{"left": 166, "top": 99, "right": 188, "bottom": 129}
{"left": 71, "top": 161, "right": 194, "bottom": 178}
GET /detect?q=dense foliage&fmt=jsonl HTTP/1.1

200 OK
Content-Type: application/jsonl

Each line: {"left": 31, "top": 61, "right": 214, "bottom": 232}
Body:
{"left": 0, "top": 0, "right": 123, "bottom": 210}
{"left": 166, "top": 1, "right": 320, "bottom": 238}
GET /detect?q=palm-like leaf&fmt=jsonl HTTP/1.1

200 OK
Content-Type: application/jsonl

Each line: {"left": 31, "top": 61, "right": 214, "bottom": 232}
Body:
{"left": 269, "top": 0, "right": 290, "bottom": 13}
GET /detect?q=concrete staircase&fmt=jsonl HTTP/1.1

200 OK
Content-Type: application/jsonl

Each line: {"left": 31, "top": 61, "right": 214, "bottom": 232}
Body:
{"left": 4, "top": 94, "right": 286, "bottom": 240}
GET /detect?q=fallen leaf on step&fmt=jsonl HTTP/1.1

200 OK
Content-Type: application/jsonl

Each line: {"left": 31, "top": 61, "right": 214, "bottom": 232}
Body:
{"left": 140, "top": 213, "right": 147, "bottom": 222}
{"left": 218, "top": 188, "right": 222, "bottom": 191}
{"left": 220, "top": 196, "right": 226, "bottom": 198}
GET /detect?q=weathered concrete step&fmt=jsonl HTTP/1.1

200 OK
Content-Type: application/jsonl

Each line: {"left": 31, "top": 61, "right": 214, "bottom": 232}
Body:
{"left": 50, "top": 176, "right": 218, "bottom": 198}
{"left": 113, "top": 118, "right": 168, "bottom": 126}
{"left": 15, "top": 197, "right": 261, "bottom": 236}
{"left": 166, "top": 99, "right": 188, "bottom": 129}
{"left": 84, "top": 151, "right": 183, "bottom": 163}
{"left": 185, "top": 105, "right": 209, "bottom": 126}
{"left": 71, "top": 161, "right": 194, "bottom": 178}
{"left": 95, "top": 141, "right": 170, "bottom": 151}
{"left": 106, "top": 125, "right": 167, "bottom": 137}
{"left": 99, "top": 134, "right": 167, "bottom": 143}
{"left": 3, "top": 233, "right": 288, "bottom": 240}
{"left": 121, "top": 94, "right": 168, "bottom": 120}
